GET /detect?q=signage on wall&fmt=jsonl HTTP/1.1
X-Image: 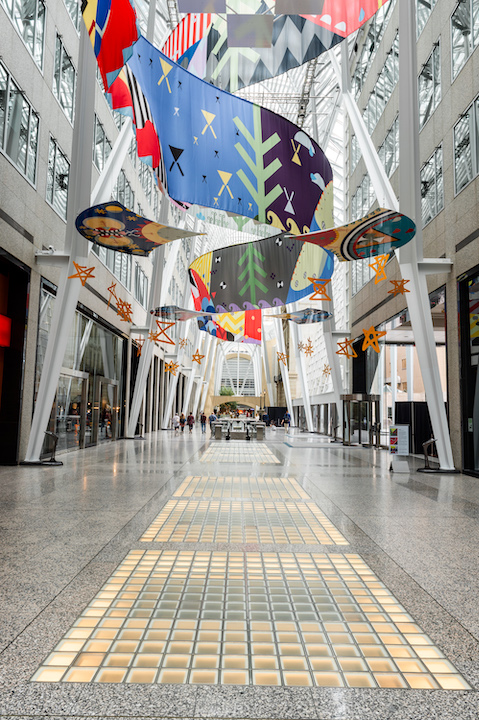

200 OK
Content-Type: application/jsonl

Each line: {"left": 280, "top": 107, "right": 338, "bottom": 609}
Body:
{"left": 390, "top": 424, "right": 409, "bottom": 456}
{"left": 0, "top": 314, "right": 11, "bottom": 347}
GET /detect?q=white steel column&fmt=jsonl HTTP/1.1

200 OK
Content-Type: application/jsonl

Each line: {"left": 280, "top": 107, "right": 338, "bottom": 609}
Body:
{"left": 391, "top": 345, "right": 398, "bottom": 425}
{"left": 406, "top": 346, "right": 414, "bottom": 401}
{"left": 397, "top": 0, "right": 454, "bottom": 469}
{"left": 192, "top": 334, "right": 210, "bottom": 415}
{"left": 290, "top": 321, "right": 314, "bottom": 431}
{"left": 331, "top": 25, "right": 455, "bottom": 469}
{"left": 182, "top": 369, "right": 196, "bottom": 415}
{"left": 273, "top": 317, "right": 295, "bottom": 427}
{"left": 200, "top": 339, "right": 218, "bottom": 412}
{"left": 261, "top": 329, "right": 274, "bottom": 406}
{"left": 24, "top": 28, "right": 96, "bottom": 462}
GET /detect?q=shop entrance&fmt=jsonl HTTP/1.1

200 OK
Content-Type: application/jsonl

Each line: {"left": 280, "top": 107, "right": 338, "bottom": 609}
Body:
{"left": 90, "top": 376, "right": 119, "bottom": 445}
{"left": 341, "top": 394, "right": 381, "bottom": 447}
{"left": 44, "top": 369, "right": 89, "bottom": 454}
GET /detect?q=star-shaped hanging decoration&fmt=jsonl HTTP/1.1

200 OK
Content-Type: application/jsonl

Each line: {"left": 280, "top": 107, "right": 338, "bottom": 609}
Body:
{"left": 362, "top": 325, "right": 387, "bottom": 353}
{"left": 192, "top": 348, "right": 205, "bottom": 364}
{"left": 155, "top": 320, "right": 176, "bottom": 345}
{"left": 116, "top": 298, "right": 133, "bottom": 322}
{"left": 304, "top": 339, "right": 314, "bottom": 356}
{"left": 277, "top": 351, "right": 289, "bottom": 366}
{"left": 107, "top": 282, "right": 118, "bottom": 309}
{"left": 165, "top": 361, "right": 179, "bottom": 375}
{"left": 322, "top": 364, "right": 331, "bottom": 376}
{"left": 308, "top": 277, "right": 332, "bottom": 301}
{"left": 369, "top": 254, "right": 389, "bottom": 284}
{"left": 135, "top": 338, "right": 145, "bottom": 357}
{"left": 148, "top": 330, "right": 161, "bottom": 343}
{"left": 388, "top": 279, "right": 410, "bottom": 296}
{"left": 336, "top": 338, "right": 358, "bottom": 359}
{"left": 298, "top": 341, "right": 305, "bottom": 351}
{"left": 179, "top": 337, "right": 188, "bottom": 349}
{"left": 68, "top": 261, "right": 95, "bottom": 286}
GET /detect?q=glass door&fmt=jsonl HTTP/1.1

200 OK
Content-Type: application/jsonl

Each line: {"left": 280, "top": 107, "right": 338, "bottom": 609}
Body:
{"left": 44, "top": 369, "right": 88, "bottom": 455}
{"left": 92, "top": 376, "right": 119, "bottom": 444}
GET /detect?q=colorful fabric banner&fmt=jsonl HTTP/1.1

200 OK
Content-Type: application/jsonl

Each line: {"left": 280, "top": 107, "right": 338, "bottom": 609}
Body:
{"left": 149, "top": 306, "right": 261, "bottom": 344}
{"left": 295, "top": 209, "right": 416, "bottom": 261}
{"left": 161, "top": 1, "right": 390, "bottom": 92}
{"left": 126, "top": 36, "right": 333, "bottom": 232}
{"left": 82, "top": 0, "right": 139, "bottom": 90}
{"left": 75, "top": 202, "right": 201, "bottom": 255}
{"left": 189, "top": 232, "right": 334, "bottom": 311}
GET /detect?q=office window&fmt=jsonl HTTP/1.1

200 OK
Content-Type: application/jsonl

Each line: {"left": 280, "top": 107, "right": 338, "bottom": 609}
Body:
{"left": 114, "top": 169, "right": 134, "bottom": 209}
{"left": 351, "top": 0, "right": 397, "bottom": 97}
{"left": 64, "top": 0, "right": 80, "bottom": 31}
{"left": 419, "top": 43, "right": 441, "bottom": 129}
{"left": 451, "top": 0, "right": 479, "bottom": 79}
{"left": 362, "top": 33, "right": 399, "bottom": 135}
{"left": 351, "top": 175, "right": 373, "bottom": 221}
{"left": 53, "top": 35, "right": 76, "bottom": 122}
{"left": 1, "top": 0, "right": 45, "bottom": 68}
{"left": 350, "top": 135, "right": 361, "bottom": 172}
{"left": 134, "top": 264, "right": 149, "bottom": 308}
{"left": 378, "top": 116, "right": 399, "bottom": 178}
{"left": 417, "top": 0, "right": 437, "bottom": 37}
{"left": 91, "top": 244, "right": 132, "bottom": 290}
{"left": 421, "top": 146, "right": 444, "bottom": 225}
{"left": 0, "top": 63, "right": 39, "bottom": 183}
{"left": 93, "top": 115, "right": 111, "bottom": 172}
{"left": 454, "top": 99, "right": 479, "bottom": 193}
{"left": 47, "top": 137, "right": 69, "bottom": 219}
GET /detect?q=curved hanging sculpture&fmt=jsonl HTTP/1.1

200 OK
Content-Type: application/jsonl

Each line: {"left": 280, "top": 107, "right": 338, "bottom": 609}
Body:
{"left": 295, "top": 209, "right": 416, "bottom": 261}
{"left": 124, "top": 36, "right": 333, "bottom": 233}
{"left": 75, "top": 202, "right": 201, "bottom": 255}
{"left": 189, "top": 232, "right": 334, "bottom": 312}
{"left": 265, "top": 308, "right": 332, "bottom": 323}
{"left": 162, "top": 0, "right": 392, "bottom": 92}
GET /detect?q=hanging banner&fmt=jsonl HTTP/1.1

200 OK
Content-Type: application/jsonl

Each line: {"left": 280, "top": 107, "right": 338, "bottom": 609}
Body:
{"left": 126, "top": 36, "right": 333, "bottom": 232}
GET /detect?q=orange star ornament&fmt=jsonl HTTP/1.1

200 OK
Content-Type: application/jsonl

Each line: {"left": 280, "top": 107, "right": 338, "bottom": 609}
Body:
{"left": 156, "top": 320, "right": 176, "bottom": 345}
{"left": 308, "top": 277, "right": 332, "bottom": 301}
{"left": 68, "top": 261, "right": 95, "bottom": 286}
{"left": 369, "top": 254, "right": 389, "bottom": 284}
{"left": 277, "top": 351, "right": 289, "bottom": 366}
{"left": 165, "top": 361, "right": 179, "bottom": 375}
{"left": 336, "top": 338, "right": 357, "bottom": 359}
{"left": 388, "top": 279, "right": 410, "bottom": 297}
{"left": 135, "top": 338, "right": 145, "bottom": 357}
{"left": 192, "top": 348, "right": 205, "bottom": 364}
{"left": 107, "top": 282, "right": 118, "bottom": 308}
{"left": 179, "top": 337, "right": 188, "bottom": 349}
{"left": 362, "top": 326, "right": 387, "bottom": 353}
{"left": 304, "top": 339, "right": 314, "bottom": 356}
{"left": 116, "top": 298, "right": 133, "bottom": 322}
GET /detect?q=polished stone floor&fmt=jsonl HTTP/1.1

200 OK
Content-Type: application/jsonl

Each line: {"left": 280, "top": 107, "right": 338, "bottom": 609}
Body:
{"left": 1, "top": 428, "right": 478, "bottom": 718}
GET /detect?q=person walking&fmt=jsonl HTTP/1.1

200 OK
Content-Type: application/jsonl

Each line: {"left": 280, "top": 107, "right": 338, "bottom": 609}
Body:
{"left": 208, "top": 411, "right": 217, "bottom": 434}
{"left": 172, "top": 412, "right": 180, "bottom": 435}
{"left": 179, "top": 413, "right": 186, "bottom": 433}
{"left": 200, "top": 411, "right": 207, "bottom": 434}
{"left": 187, "top": 412, "right": 195, "bottom": 433}
{"left": 282, "top": 411, "right": 291, "bottom": 428}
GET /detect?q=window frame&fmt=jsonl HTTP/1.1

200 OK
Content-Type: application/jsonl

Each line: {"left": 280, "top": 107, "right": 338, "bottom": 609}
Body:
{"left": 46, "top": 135, "right": 70, "bottom": 220}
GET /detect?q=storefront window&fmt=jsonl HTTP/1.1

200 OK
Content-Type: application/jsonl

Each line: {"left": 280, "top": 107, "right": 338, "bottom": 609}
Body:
{"left": 460, "top": 269, "right": 479, "bottom": 474}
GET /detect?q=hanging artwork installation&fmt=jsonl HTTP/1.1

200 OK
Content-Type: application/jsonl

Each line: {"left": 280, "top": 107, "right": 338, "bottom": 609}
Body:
{"left": 116, "top": 299, "right": 134, "bottom": 322}
{"left": 107, "top": 282, "right": 118, "bottom": 308}
{"left": 82, "top": 0, "right": 140, "bottom": 90}
{"left": 165, "top": 361, "right": 180, "bottom": 375}
{"left": 362, "top": 326, "right": 387, "bottom": 353}
{"left": 124, "top": 36, "right": 333, "bottom": 232}
{"left": 304, "top": 339, "right": 314, "bottom": 356}
{"left": 189, "top": 233, "right": 334, "bottom": 312}
{"left": 308, "top": 278, "right": 332, "bottom": 302}
{"left": 277, "top": 351, "right": 288, "bottom": 366}
{"left": 295, "top": 209, "right": 416, "bottom": 261}
{"left": 388, "top": 279, "right": 410, "bottom": 296}
{"left": 135, "top": 338, "right": 145, "bottom": 356}
{"left": 192, "top": 349, "right": 205, "bottom": 364}
{"left": 179, "top": 337, "right": 189, "bottom": 348}
{"left": 155, "top": 321, "right": 176, "bottom": 345}
{"left": 161, "top": 1, "right": 391, "bottom": 93}
{"left": 322, "top": 364, "right": 331, "bottom": 376}
{"left": 75, "top": 202, "right": 201, "bottom": 255}
{"left": 266, "top": 308, "right": 332, "bottom": 324}
{"left": 336, "top": 338, "right": 357, "bottom": 359}
{"left": 369, "top": 254, "right": 389, "bottom": 284}
{"left": 68, "top": 262, "right": 95, "bottom": 286}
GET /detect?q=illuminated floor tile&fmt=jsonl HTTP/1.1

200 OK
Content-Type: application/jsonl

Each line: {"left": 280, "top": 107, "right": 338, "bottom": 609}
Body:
{"left": 174, "top": 475, "right": 309, "bottom": 500}
{"left": 200, "top": 443, "right": 281, "bottom": 465}
{"left": 32, "top": 551, "right": 470, "bottom": 689}
{"left": 140, "top": 499, "right": 348, "bottom": 545}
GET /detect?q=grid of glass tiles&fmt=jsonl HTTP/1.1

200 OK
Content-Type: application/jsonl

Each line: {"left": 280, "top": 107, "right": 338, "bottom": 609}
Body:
{"left": 200, "top": 443, "right": 281, "bottom": 465}
{"left": 32, "top": 550, "right": 470, "bottom": 689}
{"left": 173, "top": 475, "right": 309, "bottom": 500}
{"left": 140, "top": 500, "right": 348, "bottom": 545}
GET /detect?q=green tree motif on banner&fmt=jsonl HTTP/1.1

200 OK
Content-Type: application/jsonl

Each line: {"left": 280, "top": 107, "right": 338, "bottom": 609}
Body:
{"left": 238, "top": 244, "right": 268, "bottom": 306}
{"left": 233, "top": 215, "right": 249, "bottom": 232}
{"left": 234, "top": 105, "right": 283, "bottom": 224}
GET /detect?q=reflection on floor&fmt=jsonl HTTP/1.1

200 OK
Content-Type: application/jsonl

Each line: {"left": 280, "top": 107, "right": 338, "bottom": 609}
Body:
{"left": 174, "top": 475, "right": 308, "bottom": 499}
{"left": 32, "top": 550, "right": 469, "bottom": 689}
{"left": 140, "top": 499, "right": 349, "bottom": 545}
{"left": 200, "top": 443, "right": 281, "bottom": 464}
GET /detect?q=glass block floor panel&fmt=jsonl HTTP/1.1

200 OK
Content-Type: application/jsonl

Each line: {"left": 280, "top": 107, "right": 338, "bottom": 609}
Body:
{"left": 200, "top": 443, "right": 281, "bottom": 465}
{"left": 32, "top": 550, "right": 470, "bottom": 689}
{"left": 174, "top": 475, "right": 309, "bottom": 500}
{"left": 140, "top": 499, "right": 348, "bottom": 545}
